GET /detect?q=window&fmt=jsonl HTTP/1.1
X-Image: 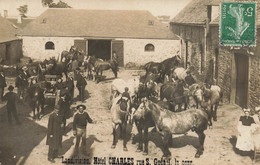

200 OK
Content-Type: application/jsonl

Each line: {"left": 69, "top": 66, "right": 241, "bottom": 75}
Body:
{"left": 145, "top": 44, "right": 155, "bottom": 52}
{"left": 45, "top": 41, "right": 55, "bottom": 50}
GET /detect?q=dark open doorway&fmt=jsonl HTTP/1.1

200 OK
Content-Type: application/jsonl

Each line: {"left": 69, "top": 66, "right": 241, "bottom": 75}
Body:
{"left": 88, "top": 40, "right": 111, "bottom": 61}
{"left": 234, "top": 53, "right": 249, "bottom": 108}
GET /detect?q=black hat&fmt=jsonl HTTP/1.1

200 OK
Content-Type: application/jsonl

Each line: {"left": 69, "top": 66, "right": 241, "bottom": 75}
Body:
{"left": 8, "top": 85, "right": 14, "bottom": 91}
{"left": 77, "top": 104, "right": 86, "bottom": 110}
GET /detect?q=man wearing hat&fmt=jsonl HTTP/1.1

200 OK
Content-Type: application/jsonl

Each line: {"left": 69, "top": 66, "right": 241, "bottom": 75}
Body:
{"left": 2, "top": 85, "right": 20, "bottom": 125}
{"left": 54, "top": 76, "right": 67, "bottom": 106}
{"left": 0, "top": 68, "right": 7, "bottom": 102}
{"left": 76, "top": 71, "right": 87, "bottom": 102}
{"left": 73, "top": 104, "right": 95, "bottom": 155}
{"left": 46, "top": 107, "right": 63, "bottom": 163}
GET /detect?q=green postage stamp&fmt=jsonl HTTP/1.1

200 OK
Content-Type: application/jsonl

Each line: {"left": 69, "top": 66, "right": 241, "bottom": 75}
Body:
{"left": 220, "top": 2, "right": 256, "bottom": 46}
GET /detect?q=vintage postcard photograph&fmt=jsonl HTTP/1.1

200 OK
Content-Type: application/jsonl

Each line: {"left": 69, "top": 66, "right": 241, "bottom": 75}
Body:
{"left": 0, "top": 0, "right": 259, "bottom": 164}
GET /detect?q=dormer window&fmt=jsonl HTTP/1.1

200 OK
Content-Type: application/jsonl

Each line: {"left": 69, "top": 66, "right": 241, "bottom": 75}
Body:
{"left": 148, "top": 20, "right": 154, "bottom": 25}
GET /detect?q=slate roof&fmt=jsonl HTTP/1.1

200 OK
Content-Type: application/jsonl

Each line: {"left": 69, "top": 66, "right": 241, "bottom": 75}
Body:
{"left": 19, "top": 9, "right": 178, "bottom": 39}
{"left": 171, "top": 0, "right": 260, "bottom": 27}
{"left": 0, "top": 16, "right": 19, "bottom": 43}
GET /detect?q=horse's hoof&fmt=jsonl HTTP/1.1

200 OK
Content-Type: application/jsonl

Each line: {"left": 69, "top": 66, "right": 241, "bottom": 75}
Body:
{"left": 136, "top": 148, "right": 142, "bottom": 153}
{"left": 142, "top": 152, "right": 148, "bottom": 156}
{"left": 162, "top": 155, "right": 171, "bottom": 159}
{"left": 123, "top": 147, "right": 128, "bottom": 151}
{"left": 111, "top": 145, "right": 116, "bottom": 149}
{"left": 195, "top": 153, "right": 201, "bottom": 158}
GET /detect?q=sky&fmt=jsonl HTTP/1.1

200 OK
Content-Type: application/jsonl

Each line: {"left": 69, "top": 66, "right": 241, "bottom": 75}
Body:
{"left": 0, "top": 0, "right": 191, "bottom": 18}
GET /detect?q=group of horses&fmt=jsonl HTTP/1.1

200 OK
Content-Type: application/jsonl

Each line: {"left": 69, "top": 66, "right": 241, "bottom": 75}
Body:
{"left": 109, "top": 55, "right": 223, "bottom": 158}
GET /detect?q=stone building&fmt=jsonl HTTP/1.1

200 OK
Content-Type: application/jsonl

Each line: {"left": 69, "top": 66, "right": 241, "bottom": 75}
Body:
{"left": 171, "top": 0, "right": 260, "bottom": 109}
{"left": 18, "top": 9, "right": 180, "bottom": 66}
{"left": 0, "top": 16, "right": 22, "bottom": 64}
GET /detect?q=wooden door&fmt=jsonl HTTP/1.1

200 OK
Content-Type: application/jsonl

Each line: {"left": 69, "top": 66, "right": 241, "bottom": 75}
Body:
{"left": 111, "top": 40, "right": 124, "bottom": 66}
{"left": 74, "top": 40, "right": 86, "bottom": 53}
{"left": 235, "top": 53, "right": 249, "bottom": 108}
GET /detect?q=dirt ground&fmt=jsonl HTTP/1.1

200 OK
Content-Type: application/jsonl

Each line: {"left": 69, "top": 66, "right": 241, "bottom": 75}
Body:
{"left": 0, "top": 69, "right": 258, "bottom": 165}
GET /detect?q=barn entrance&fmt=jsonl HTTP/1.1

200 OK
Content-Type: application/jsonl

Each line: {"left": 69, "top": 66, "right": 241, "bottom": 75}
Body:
{"left": 234, "top": 53, "right": 249, "bottom": 108}
{"left": 88, "top": 40, "right": 111, "bottom": 61}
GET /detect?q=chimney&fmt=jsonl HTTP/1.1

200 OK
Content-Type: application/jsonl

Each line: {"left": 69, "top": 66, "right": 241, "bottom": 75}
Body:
{"left": 4, "top": 10, "right": 8, "bottom": 18}
{"left": 17, "top": 15, "right": 22, "bottom": 24}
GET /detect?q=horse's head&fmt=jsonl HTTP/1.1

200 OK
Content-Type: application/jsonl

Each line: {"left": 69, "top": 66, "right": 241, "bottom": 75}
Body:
{"left": 133, "top": 98, "right": 149, "bottom": 120}
{"left": 192, "top": 86, "right": 203, "bottom": 103}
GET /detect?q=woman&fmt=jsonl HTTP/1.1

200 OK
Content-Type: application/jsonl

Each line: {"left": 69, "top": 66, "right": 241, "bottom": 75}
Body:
{"left": 236, "top": 108, "right": 256, "bottom": 154}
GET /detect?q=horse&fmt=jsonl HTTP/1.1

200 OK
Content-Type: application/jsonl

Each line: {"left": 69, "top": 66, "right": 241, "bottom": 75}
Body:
{"left": 136, "top": 98, "right": 208, "bottom": 158}
{"left": 94, "top": 59, "right": 118, "bottom": 82}
{"left": 189, "top": 83, "right": 204, "bottom": 109}
{"left": 160, "top": 80, "right": 189, "bottom": 112}
{"left": 200, "top": 85, "right": 223, "bottom": 126}
{"left": 130, "top": 99, "right": 169, "bottom": 155}
{"left": 143, "top": 61, "right": 162, "bottom": 75}
{"left": 45, "top": 58, "right": 70, "bottom": 78}
{"left": 160, "top": 55, "right": 183, "bottom": 81}
{"left": 60, "top": 46, "right": 79, "bottom": 62}
{"left": 85, "top": 55, "right": 117, "bottom": 82}
{"left": 28, "top": 85, "right": 45, "bottom": 119}
{"left": 110, "top": 94, "right": 129, "bottom": 151}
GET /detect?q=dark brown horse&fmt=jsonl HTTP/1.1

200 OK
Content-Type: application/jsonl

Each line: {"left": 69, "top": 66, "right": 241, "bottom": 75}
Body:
{"left": 160, "top": 80, "right": 189, "bottom": 112}
{"left": 136, "top": 98, "right": 208, "bottom": 158}
{"left": 85, "top": 55, "right": 117, "bottom": 82}
{"left": 130, "top": 99, "right": 168, "bottom": 155}
{"left": 60, "top": 46, "right": 79, "bottom": 62}
{"left": 45, "top": 58, "right": 70, "bottom": 78}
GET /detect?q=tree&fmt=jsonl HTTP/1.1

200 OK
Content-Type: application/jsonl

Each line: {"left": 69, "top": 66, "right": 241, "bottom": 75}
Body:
{"left": 42, "top": 0, "right": 71, "bottom": 8}
{"left": 17, "top": 5, "right": 28, "bottom": 18}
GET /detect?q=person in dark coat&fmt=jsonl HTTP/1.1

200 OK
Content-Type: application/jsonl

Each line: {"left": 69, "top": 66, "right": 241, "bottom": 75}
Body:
{"left": 76, "top": 71, "right": 87, "bottom": 102}
{"left": 46, "top": 107, "right": 63, "bottom": 163}
{"left": 2, "top": 85, "right": 20, "bottom": 125}
{"left": 112, "top": 51, "right": 119, "bottom": 71}
{"left": 54, "top": 76, "right": 67, "bottom": 106}
{"left": 58, "top": 90, "right": 71, "bottom": 135}
{"left": 20, "top": 66, "right": 30, "bottom": 101}
{"left": 66, "top": 73, "right": 74, "bottom": 103}
{"left": 73, "top": 104, "right": 95, "bottom": 155}
{"left": 0, "top": 69, "right": 7, "bottom": 102}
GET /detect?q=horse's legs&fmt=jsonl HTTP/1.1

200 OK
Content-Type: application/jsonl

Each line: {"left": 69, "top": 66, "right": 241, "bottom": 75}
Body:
{"left": 119, "top": 124, "right": 123, "bottom": 139}
{"left": 122, "top": 121, "right": 128, "bottom": 151}
{"left": 162, "top": 132, "right": 172, "bottom": 158}
{"left": 111, "top": 123, "right": 117, "bottom": 149}
{"left": 213, "top": 103, "right": 218, "bottom": 121}
{"left": 32, "top": 108, "right": 36, "bottom": 119}
{"left": 136, "top": 124, "right": 143, "bottom": 152}
{"left": 195, "top": 129, "right": 206, "bottom": 158}
{"left": 143, "top": 126, "right": 148, "bottom": 155}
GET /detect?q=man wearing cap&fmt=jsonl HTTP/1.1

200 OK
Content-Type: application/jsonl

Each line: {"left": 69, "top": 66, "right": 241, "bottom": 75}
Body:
{"left": 76, "top": 71, "right": 87, "bottom": 102}
{"left": 54, "top": 76, "right": 67, "bottom": 106}
{"left": 0, "top": 69, "right": 7, "bottom": 102}
{"left": 73, "top": 104, "right": 95, "bottom": 154}
{"left": 2, "top": 85, "right": 20, "bottom": 125}
{"left": 46, "top": 107, "right": 63, "bottom": 163}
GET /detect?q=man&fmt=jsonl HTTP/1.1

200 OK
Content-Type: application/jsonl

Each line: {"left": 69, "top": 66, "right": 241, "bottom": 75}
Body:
{"left": 16, "top": 66, "right": 30, "bottom": 100}
{"left": 2, "top": 85, "right": 20, "bottom": 125}
{"left": 58, "top": 90, "right": 71, "bottom": 135}
{"left": 66, "top": 73, "right": 74, "bottom": 103}
{"left": 0, "top": 69, "right": 7, "bottom": 101}
{"left": 46, "top": 107, "right": 63, "bottom": 163}
{"left": 76, "top": 71, "right": 87, "bottom": 102}
{"left": 73, "top": 104, "right": 95, "bottom": 155}
{"left": 112, "top": 51, "right": 119, "bottom": 71}
{"left": 54, "top": 76, "right": 66, "bottom": 106}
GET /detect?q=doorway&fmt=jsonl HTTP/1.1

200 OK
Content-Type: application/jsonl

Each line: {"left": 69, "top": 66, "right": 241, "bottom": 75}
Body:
{"left": 234, "top": 53, "right": 249, "bottom": 108}
{"left": 88, "top": 40, "right": 111, "bottom": 61}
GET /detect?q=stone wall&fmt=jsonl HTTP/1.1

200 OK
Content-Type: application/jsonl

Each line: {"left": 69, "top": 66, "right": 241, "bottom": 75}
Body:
{"left": 0, "top": 40, "right": 22, "bottom": 64}
{"left": 22, "top": 37, "right": 84, "bottom": 61}
{"left": 122, "top": 38, "right": 180, "bottom": 65}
